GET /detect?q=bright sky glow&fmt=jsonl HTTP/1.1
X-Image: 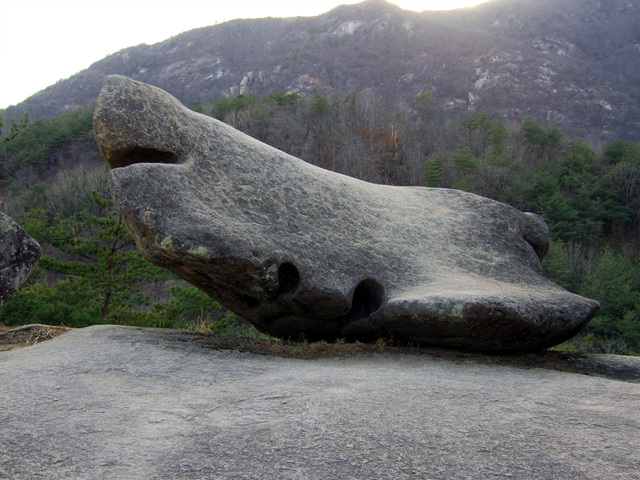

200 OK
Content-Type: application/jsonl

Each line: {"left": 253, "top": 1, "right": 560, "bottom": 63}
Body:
{"left": 0, "top": 0, "right": 490, "bottom": 110}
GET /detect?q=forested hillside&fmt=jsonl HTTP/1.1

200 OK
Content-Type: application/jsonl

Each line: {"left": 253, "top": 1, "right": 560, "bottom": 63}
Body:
{"left": 3, "top": 0, "right": 640, "bottom": 142}
{"left": 1, "top": 89, "right": 639, "bottom": 353}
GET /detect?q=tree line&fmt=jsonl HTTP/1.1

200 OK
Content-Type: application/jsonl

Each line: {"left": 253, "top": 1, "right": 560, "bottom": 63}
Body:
{"left": 1, "top": 91, "right": 639, "bottom": 353}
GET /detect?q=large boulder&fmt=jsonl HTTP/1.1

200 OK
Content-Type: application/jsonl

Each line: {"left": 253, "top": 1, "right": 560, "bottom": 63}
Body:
{"left": 94, "top": 75, "right": 599, "bottom": 351}
{"left": 0, "top": 212, "right": 41, "bottom": 306}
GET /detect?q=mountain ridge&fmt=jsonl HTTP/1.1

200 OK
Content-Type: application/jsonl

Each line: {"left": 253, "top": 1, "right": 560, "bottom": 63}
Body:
{"left": 4, "top": 0, "right": 640, "bottom": 142}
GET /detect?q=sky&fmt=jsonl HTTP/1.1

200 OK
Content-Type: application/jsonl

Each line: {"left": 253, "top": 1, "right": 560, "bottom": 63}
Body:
{"left": 0, "top": 0, "right": 490, "bottom": 110}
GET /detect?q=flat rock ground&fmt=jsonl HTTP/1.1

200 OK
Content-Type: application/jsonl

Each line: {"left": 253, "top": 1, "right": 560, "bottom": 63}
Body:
{"left": 1, "top": 326, "right": 639, "bottom": 480}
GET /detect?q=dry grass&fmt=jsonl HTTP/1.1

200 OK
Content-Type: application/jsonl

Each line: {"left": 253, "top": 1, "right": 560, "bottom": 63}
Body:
{"left": 0, "top": 324, "right": 70, "bottom": 352}
{"left": 190, "top": 335, "right": 402, "bottom": 360}
{"left": 190, "top": 333, "right": 633, "bottom": 380}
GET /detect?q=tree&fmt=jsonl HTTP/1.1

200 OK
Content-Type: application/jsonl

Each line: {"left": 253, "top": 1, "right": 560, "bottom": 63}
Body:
{"left": 0, "top": 192, "right": 168, "bottom": 326}
{"left": 417, "top": 91, "right": 435, "bottom": 118}
{"left": 520, "top": 117, "right": 563, "bottom": 166}
{"left": 311, "top": 94, "right": 331, "bottom": 116}
{"left": 462, "top": 112, "right": 507, "bottom": 157}
{"left": 603, "top": 138, "right": 640, "bottom": 165}
{"left": 0, "top": 111, "right": 29, "bottom": 144}
{"left": 603, "top": 139, "right": 640, "bottom": 232}
{"left": 453, "top": 147, "right": 479, "bottom": 173}
{"left": 556, "top": 140, "right": 629, "bottom": 244}
{"left": 422, "top": 156, "right": 444, "bottom": 187}
{"left": 579, "top": 249, "right": 640, "bottom": 351}
{"left": 542, "top": 240, "right": 574, "bottom": 290}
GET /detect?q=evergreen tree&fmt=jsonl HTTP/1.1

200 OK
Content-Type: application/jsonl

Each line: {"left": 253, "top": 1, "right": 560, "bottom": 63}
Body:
{"left": 422, "top": 156, "right": 445, "bottom": 187}
{"left": 0, "top": 192, "right": 168, "bottom": 326}
{"left": 0, "top": 111, "right": 29, "bottom": 144}
{"left": 542, "top": 241, "right": 574, "bottom": 290}
{"left": 580, "top": 249, "right": 640, "bottom": 351}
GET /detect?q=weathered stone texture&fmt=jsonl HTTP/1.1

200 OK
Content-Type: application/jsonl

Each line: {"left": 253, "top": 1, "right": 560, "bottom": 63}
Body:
{"left": 94, "top": 75, "right": 599, "bottom": 351}
{"left": 0, "top": 212, "right": 41, "bottom": 306}
{"left": 1, "top": 326, "right": 640, "bottom": 480}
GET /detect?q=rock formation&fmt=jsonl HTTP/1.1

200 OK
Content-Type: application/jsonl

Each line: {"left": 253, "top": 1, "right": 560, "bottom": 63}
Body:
{"left": 94, "top": 75, "right": 599, "bottom": 351}
{"left": 0, "top": 212, "right": 42, "bottom": 307}
{"left": 3, "top": 325, "right": 640, "bottom": 480}
{"left": 4, "top": 325, "right": 640, "bottom": 480}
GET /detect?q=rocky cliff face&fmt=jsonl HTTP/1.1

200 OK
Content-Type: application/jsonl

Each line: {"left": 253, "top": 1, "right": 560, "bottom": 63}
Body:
{"left": 5, "top": 0, "right": 640, "bottom": 141}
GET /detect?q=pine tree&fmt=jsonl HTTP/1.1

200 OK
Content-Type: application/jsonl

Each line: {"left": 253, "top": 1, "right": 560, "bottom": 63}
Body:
{"left": 0, "top": 192, "right": 168, "bottom": 326}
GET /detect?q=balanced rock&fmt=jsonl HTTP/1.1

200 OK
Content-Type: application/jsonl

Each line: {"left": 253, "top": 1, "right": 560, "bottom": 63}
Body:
{"left": 0, "top": 212, "right": 41, "bottom": 307}
{"left": 94, "top": 75, "right": 599, "bottom": 351}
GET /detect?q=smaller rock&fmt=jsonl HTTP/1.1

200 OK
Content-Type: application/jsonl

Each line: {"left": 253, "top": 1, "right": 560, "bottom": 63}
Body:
{"left": 0, "top": 212, "right": 42, "bottom": 307}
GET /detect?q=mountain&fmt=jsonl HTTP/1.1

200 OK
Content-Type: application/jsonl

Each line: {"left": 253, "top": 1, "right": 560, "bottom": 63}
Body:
{"left": 4, "top": 0, "right": 640, "bottom": 142}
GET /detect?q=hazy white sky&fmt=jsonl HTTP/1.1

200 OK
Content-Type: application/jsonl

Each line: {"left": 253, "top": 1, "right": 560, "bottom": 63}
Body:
{"left": 0, "top": 0, "right": 489, "bottom": 110}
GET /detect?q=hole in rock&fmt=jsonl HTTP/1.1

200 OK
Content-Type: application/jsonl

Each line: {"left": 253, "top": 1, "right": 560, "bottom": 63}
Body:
{"left": 523, "top": 233, "right": 549, "bottom": 261}
{"left": 277, "top": 263, "right": 300, "bottom": 296}
{"left": 350, "top": 279, "right": 384, "bottom": 319}
{"left": 108, "top": 147, "right": 180, "bottom": 169}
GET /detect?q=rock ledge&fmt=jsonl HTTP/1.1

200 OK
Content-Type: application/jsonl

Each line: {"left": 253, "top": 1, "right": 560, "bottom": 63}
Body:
{"left": 1, "top": 325, "right": 639, "bottom": 480}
